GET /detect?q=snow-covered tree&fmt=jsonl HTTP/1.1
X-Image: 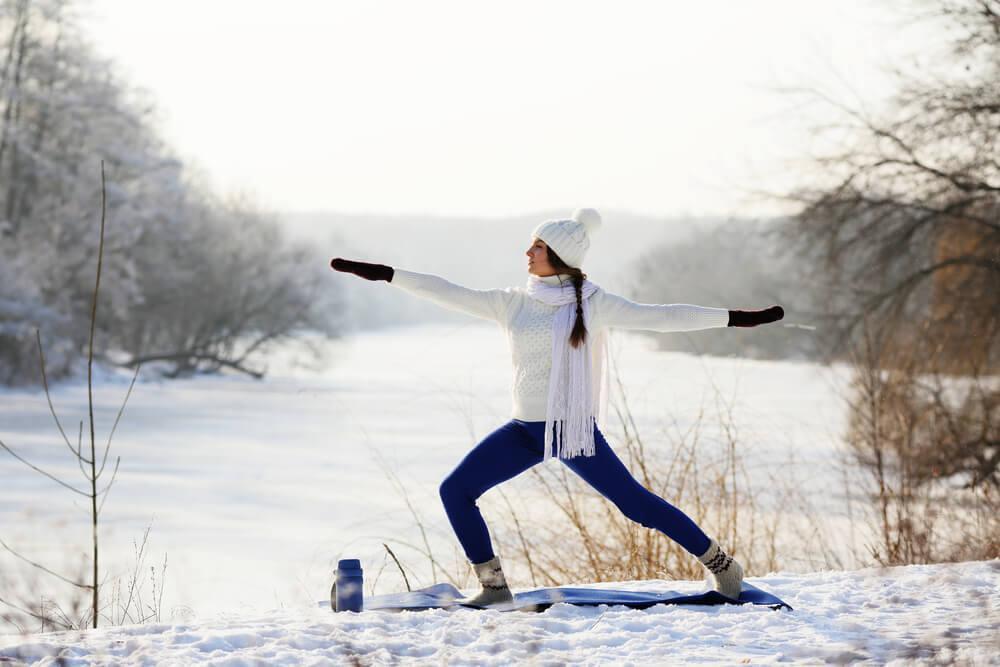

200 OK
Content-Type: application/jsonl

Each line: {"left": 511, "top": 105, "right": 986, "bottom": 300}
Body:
{"left": 0, "top": 0, "right": 343, "bottom": 384}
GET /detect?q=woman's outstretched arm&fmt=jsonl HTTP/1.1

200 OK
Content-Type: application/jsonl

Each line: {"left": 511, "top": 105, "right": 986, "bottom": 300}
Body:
{"left": 330, "top": 257, "right": 512, "bottom": 323}
{"left": 595, "top": 288, "right": 783, "bottom": 332}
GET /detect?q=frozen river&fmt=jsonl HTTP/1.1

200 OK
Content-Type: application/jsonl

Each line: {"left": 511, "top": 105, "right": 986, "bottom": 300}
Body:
{"left": 1, "top": 322, "right": 852, "bottom": 622}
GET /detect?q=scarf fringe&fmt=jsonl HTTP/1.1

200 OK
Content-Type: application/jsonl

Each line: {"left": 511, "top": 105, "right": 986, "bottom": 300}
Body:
{"left": 528, "top": 276, "right": 609, "bottom": 462}
{"left": 550, "top": 416, "right": 598, "bottom": 459}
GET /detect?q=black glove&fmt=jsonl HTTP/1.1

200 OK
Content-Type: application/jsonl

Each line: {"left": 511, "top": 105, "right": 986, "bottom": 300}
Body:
{"left": 330, "top": 257, "right": 394, "bottom": 282}
{"left": 728, "top": 305, "right": 784, "bottom": 327}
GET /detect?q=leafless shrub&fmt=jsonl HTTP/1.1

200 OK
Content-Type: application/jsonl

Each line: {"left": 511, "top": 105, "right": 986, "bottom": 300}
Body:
{"left": 0, "top": 162, "right": 134, "bottom": 631}
{"left": 0, "top": 163, "right": 170, "bottom": 637}
{"left": 761, "top": 0, "right": 1000, "bottom": 567}
{"left": 844, "top": 316, "right": 999, "bottom": 565}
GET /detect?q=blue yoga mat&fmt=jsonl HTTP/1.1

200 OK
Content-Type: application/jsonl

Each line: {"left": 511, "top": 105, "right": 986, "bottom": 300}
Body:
{"left": 361, "top": 581, "right": 792, "bottom": 612}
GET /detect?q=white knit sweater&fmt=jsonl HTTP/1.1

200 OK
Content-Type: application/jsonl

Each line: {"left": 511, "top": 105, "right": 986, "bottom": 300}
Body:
{"left": 389, "top": 269, "right": 730, "bottom": 421}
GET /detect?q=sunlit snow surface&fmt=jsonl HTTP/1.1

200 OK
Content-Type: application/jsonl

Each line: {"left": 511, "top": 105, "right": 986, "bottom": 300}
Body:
{"left": 2, "top": 562, "right": 998, "bottom": 665}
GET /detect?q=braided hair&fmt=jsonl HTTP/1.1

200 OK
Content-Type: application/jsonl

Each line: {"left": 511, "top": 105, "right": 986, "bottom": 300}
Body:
{"left": 546, "top": 247, "right": 589, "bottom": 349}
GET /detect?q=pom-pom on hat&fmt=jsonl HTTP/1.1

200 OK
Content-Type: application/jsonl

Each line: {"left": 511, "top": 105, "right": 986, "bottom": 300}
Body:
{"left": 531, "top": 208, "right": 602, "bottom": 269}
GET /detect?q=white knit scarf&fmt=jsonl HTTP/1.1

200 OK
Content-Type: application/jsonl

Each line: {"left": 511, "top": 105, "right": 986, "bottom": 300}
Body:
{"left": 524, "top": 274, "right": 610, "bottom": 460}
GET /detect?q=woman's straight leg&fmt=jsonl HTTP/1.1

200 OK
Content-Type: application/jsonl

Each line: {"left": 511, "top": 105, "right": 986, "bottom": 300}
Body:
{"left": 560, "top": 423, "right": 712, "bottom": 557}
{"left": 439, "top": 420, "right": 544, "bottom": 564}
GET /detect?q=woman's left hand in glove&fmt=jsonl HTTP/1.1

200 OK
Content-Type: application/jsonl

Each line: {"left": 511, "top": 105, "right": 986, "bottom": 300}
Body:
{"left": 727, "top": 305, "right": 784, "bottom": 327}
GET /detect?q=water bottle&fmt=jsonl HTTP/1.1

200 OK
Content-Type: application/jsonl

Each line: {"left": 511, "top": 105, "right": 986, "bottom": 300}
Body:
{"left": 331, "top": 558, "right": 364, "bottom": 612}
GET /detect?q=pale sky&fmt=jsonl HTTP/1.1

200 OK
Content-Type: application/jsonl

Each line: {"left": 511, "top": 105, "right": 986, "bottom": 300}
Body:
{"left": 80, "top": 0, "right": 927, "bottom": 220}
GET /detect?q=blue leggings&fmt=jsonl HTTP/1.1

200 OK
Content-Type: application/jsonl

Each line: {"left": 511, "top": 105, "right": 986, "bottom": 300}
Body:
{"left": 438, "top": 419, "right": 711, "bottom": 564}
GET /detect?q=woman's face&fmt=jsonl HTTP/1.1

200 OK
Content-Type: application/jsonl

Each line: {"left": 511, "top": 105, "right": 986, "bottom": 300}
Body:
{"left": 526, "top": 237, "right": 557, "bottom": 277}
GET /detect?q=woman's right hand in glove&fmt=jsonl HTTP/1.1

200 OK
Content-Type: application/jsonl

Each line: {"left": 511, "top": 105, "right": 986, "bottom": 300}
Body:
{"left": 330, "top": 257, "right": 394, "bottom": 282}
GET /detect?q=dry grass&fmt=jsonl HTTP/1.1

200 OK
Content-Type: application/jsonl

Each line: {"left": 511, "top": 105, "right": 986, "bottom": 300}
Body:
{"left": 0, "top": 522, "right": 169, "bottom": 634}
{"left": 845, "top": 319, "right": 1000, "bottom": 566}
{"left": 370, "top": 343, "right": 836, "bottom": 593}
{"left": 489, "top": 361, "right": 787, "bottom": 586}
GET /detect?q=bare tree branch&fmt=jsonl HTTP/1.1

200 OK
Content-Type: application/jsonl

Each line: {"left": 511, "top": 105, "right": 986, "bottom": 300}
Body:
{"left": 0, "top": 537, "right": 93, "bottom": 590}
{"left": 0, "top": 437, "right": 89, "bottom": 496}
{"left": 97, "top": 456, "right": 121, "bottom": 516}
{"left": 122, "top": 351, "right": 263, "bottom": 379}
{"left": 35, "top": 329, "right": 88, "bottom": 463}
{"left": 97, "top": 363, "right": 140, "bottom": 480}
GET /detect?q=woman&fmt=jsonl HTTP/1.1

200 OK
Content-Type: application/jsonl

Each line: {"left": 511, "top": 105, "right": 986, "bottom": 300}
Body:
{"left": 330, "top": 208, "right": 784, "bottom": 607}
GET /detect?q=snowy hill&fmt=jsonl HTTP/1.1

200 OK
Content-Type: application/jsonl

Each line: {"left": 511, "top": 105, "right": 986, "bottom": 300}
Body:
{"left": 2, "top": 561, "right": 998, "bottom": 665}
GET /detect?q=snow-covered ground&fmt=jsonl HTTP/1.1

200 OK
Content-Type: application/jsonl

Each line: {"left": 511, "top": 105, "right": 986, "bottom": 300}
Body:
{"left": 3, "top": 321, "right": 995, "bottom": 663}
{"left": 2, "top": 560, "right": 998, "bottom": 665}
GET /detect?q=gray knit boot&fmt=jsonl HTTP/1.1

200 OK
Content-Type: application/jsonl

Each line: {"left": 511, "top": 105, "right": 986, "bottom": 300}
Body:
{"left": 697, "top": 539, "right": 744, "bottom": 600}
{"left": 461, "top": 556, "right": 514, "bottom": 607}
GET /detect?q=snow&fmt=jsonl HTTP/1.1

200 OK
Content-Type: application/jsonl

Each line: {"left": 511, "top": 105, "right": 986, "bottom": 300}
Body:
{"left": 1, "top": 561, "right": 998, "bottom": 665}
{"left": 1, "top": 322, "right": 997, "bottom": 664}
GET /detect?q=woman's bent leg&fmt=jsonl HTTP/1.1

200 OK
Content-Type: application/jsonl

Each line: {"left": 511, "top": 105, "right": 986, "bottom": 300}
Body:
{"left": 439, "top": 420, "right": 543, "bottom": 564}
{"left": 561, "top": 425, "right": 712, "bottom": 557}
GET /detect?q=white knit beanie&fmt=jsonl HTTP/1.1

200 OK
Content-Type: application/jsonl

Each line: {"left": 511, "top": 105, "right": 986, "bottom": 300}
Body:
{"left": 531, "top": 208, "right": 602, "bottom": 269}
